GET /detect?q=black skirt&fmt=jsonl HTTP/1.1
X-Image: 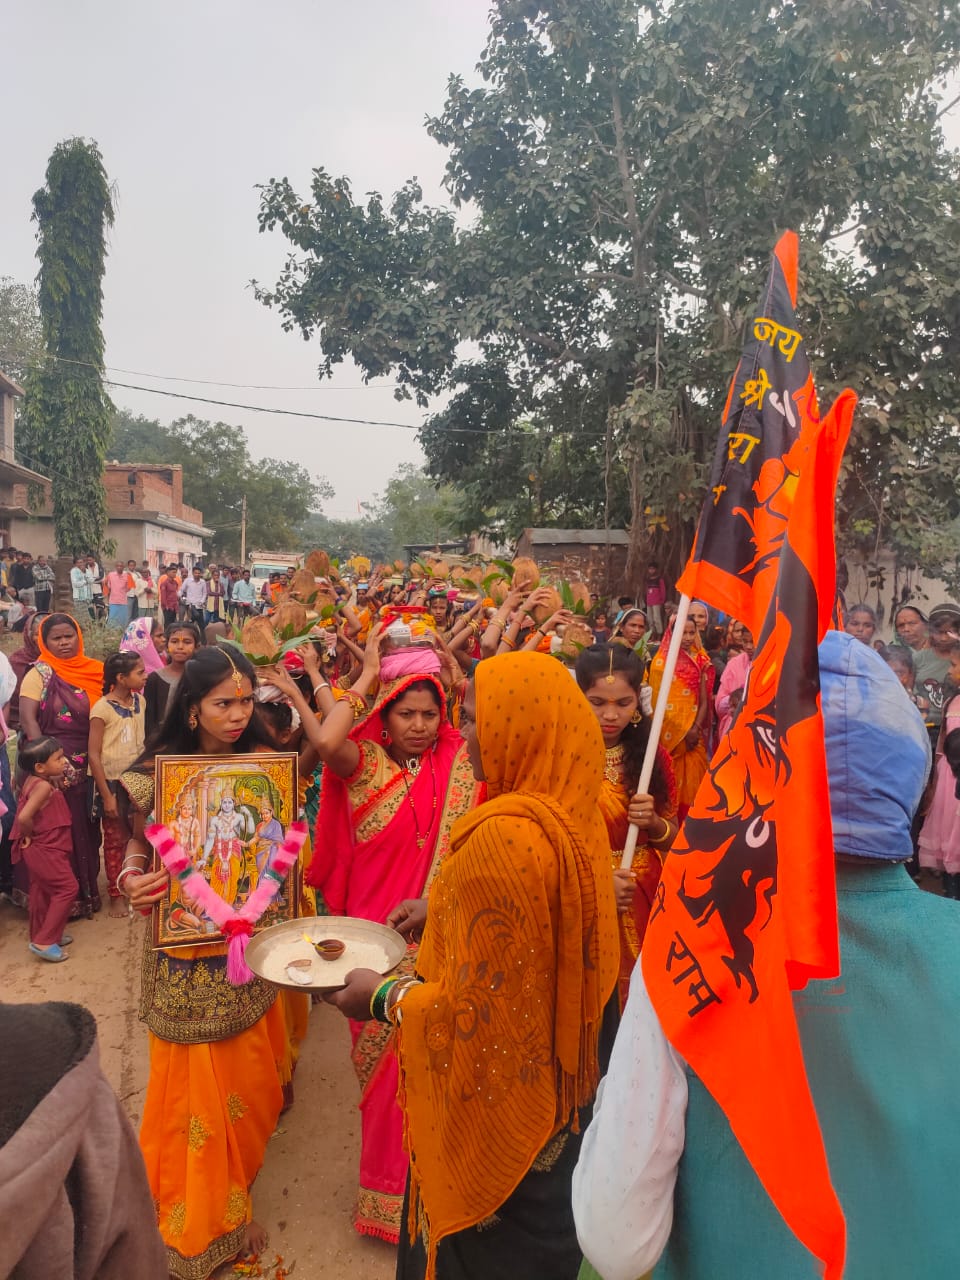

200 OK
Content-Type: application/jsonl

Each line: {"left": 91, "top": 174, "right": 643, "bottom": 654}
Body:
{"left": 396, "top": 1120, "right": 585, "bottom": 1280}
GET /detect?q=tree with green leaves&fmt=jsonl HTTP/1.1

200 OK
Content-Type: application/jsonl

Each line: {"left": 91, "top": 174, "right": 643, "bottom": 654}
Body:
{"left": 18, "top": 139, "right": 115, "bottom": 557}
{"left": 256, "top": 0, "right": 960, "bottom": 592}
{"left": 297, "top": 462, "right": 466, "bottom": 562}
{"left": 110, "top": 409, "right": 332, "bottom": 559}
{"left": 0, "top": 277, "right": 43, "bottom": 389}
{"left": 297, "top": 510, "right": 396, "bottom": 565}
{"left": 375, "top": 462, "right": 466, "bottom": 551}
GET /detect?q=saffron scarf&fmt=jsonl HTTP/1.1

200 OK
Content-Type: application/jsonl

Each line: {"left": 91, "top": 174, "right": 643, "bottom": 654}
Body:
{"left": 396, "top": 651, "right": 618, "bottom": 1276}
{"left": 37, "top": 617, "right": 104, "bottom": 707}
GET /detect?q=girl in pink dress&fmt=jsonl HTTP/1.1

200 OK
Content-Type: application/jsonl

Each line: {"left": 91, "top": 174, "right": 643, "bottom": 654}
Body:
{"left": 918, "top": 645, "right": 960, "bottom": 896}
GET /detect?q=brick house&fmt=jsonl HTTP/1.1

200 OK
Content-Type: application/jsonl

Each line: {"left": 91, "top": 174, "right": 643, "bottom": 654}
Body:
{"left": 513, "top": 528, "right": 629, "bottom": 595}
{"left": 0, "top": 371, "right": 52, "bottom": 540}
{"left": 9, "top": 462, "right": 213, "bottom": 569}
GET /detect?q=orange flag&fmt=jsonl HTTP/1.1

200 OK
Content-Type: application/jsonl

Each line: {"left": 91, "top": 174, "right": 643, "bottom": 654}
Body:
{"left": 643, "top": 232, "right": 857, "bottom": 1278}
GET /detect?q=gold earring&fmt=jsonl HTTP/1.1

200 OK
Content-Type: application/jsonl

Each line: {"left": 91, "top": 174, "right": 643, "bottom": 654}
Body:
{"left": 188, "top": 711, "right": 198, "bottom": 730}
{"left": 630, "top": 709, "right": 642, "bottom": 725}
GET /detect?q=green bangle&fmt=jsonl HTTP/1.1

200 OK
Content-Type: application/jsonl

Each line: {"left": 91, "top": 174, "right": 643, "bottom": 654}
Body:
{"left": 370, "top": 977, "right": 400, "bottom": 1023}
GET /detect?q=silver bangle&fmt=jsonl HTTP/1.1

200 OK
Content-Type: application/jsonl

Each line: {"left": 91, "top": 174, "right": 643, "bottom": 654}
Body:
{"left": 116, "top": 867, "right": 143, "bottom": 896}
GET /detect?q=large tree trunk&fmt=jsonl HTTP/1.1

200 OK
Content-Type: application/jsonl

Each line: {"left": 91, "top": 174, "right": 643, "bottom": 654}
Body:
{"left": 53, "top": 556, "right": 75, "bottom": 617}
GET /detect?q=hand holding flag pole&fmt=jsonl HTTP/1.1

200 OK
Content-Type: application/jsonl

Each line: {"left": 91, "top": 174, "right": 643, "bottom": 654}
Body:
{"left": 620, "top": 593, "right": 691, "bottom": 871}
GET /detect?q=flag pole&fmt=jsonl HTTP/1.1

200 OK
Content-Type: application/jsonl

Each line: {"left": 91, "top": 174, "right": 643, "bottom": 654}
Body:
{"left": 620, "top": 593, "right": 692, "bottom": 871}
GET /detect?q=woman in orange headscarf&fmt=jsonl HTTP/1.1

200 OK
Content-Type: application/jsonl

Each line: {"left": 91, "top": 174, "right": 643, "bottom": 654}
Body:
{"left": 16, "top": 613, "right": 104, "bottom": 915}
{"left": 647, "top": 614, "right": 715, "bottom": 821}
{"left": 325, "top": 651, "right": 618, "bottom": 1280}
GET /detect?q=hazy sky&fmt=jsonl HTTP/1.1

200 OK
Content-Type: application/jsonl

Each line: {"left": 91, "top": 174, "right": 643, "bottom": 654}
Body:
{"left": 2, "top": 1, "right": 493, "bottom": 517}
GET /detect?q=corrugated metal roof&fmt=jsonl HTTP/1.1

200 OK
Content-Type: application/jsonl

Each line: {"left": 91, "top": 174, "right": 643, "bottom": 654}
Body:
{"left": 522, "top": 528, "right": 629, "bottom": 546}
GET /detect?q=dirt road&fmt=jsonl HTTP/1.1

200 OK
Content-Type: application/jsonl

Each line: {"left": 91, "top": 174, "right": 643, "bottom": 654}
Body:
{"left": 0, "top": 891, "right": 396, "bottom": 1280}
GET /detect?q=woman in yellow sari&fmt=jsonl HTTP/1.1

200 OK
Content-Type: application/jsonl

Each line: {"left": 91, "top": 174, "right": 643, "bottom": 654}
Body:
{"left": 576, "top": 644, "right": 678, "bottom": 1010}
{"left": 647, "top": 614, "right": 715, "bottom": 821}
{"left": 325, "top": 651, "right": 619, "bottom": 1280}
{"left": 119, "top": 646, "right": 309, "bottom": 1279}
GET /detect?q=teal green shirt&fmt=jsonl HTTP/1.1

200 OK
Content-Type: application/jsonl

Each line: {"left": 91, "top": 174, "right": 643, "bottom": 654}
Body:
{"left": 655, "top": 865, "right": 960, "bottom": 1279}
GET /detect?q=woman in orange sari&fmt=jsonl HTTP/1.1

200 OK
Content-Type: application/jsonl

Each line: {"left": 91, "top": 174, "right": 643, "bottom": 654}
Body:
{"left": 325, "top": 651, "right": 619, "bottom": 1280}
{"left": 305, "top": 627, "right": 481, "bottom": 1242}
{"left": 647, "top": 614, "right": 715, "bottom": 821}
{"left": 118, "top": 646, "right": 309, "bottom": 1279}
{"left": 576, "top": 644, "right": 678, "bottom": 1010}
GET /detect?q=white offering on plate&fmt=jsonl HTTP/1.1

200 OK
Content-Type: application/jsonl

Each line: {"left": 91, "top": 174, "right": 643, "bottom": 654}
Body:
{"left": 245, "top": 916, "right": 406, "bottom": 991}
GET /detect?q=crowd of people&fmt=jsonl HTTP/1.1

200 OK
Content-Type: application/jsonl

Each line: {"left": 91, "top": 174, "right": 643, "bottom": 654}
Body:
{"left": 2, "top": 554, "right": 959, "bottom": 1279}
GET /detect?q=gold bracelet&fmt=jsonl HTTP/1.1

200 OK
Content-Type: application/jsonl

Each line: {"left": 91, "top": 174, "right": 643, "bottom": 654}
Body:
{"left": 648, "top": 818, "right": 673, "bottom": 846}
{"left": 500, "top": 635, "right": 516, "bottom": 650}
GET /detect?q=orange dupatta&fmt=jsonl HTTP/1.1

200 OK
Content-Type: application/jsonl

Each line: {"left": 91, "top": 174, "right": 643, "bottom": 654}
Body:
{"left": 396, "top": 652, "right": 618, "bottom": 1276}
{"left": 37, "top": 617, "right": 104, "bottom": 706}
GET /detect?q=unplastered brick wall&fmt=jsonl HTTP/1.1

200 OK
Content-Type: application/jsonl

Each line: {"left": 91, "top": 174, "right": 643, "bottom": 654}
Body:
{"left": 529, "top": 544, "right": 628, "bottom": 595}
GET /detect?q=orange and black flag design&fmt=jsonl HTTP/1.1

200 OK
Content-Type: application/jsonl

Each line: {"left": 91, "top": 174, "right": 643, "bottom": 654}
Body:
{"left": 643, "top": 232, "right": 857, "bottom": 1279}
{"left": 678, "top": 232, "right": 820, "bottom": 637}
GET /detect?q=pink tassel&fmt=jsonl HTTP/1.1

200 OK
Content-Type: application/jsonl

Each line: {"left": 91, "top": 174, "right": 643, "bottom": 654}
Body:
{"left": 226, "top": 931, "right": 253, "bottom": 983}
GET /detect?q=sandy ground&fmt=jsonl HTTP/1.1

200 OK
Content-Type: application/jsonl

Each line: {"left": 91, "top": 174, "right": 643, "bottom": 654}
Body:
{"left": 0, "top": 885, "right": 396, "bottom": 1280}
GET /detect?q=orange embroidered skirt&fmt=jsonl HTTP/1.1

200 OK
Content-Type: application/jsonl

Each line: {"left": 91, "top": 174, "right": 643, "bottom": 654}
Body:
{"left": 140, "top": 992, "right": 307, "bottom": 1280}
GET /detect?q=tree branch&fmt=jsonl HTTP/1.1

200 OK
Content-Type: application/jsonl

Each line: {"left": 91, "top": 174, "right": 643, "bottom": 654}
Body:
{"left": 515, "top": 325, "right": 587, "bottom": 364}
{"left": 610, "top": 83, "right": 645, "bottom": 281}
{"left": 664, "top": 270, "right": 709, "bottom": 300}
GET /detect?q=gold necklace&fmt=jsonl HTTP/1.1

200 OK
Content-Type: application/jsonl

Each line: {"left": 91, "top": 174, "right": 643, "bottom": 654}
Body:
{"left": 399, "top": 750, "right": 437, "bottom": 849}
{"left": 604, "top": 741, "right": 626, "bottom": 784}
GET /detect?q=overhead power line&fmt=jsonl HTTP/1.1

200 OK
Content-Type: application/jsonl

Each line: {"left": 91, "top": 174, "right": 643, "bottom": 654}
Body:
{"left": 4, "top": 350, "right": 612, "bottom": 439}
{"left": 0, "top": 347, "right": 397, "bottom": 391}
{"left": 104, "top": 380, "right": 421, "bottom": 430}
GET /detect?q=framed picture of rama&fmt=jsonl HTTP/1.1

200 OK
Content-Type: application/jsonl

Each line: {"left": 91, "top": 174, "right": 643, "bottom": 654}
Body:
{"left": 152, "top": 752, "right": 300, "bottom": 951}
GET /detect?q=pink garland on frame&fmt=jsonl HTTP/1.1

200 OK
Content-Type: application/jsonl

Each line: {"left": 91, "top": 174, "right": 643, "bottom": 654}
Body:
{"left": 145, "top": 819, "right": 308, "bottom": 984}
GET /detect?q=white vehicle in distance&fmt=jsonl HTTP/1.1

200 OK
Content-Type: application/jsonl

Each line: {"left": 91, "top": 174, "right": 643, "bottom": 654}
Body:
{"left": 248, "top": 551, "right": 304, "bottom": 606}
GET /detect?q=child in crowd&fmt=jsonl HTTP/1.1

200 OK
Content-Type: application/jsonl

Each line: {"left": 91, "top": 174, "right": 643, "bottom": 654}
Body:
{"left": 89, "top": 652, "right": 146, "bottom": 917}
{"left": 918, "top": 642, "right": 960, "bottom": 897}
{"left": 12, "top": 735, "right": 74, "bottom": 962}
{"left": 144, "top": 620, "right": 200, "bottom": 736}
{"left": 883, "top": 646, "right": 930, "bottom": 716}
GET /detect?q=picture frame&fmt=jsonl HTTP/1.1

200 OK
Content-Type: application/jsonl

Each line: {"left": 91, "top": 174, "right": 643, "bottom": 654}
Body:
{"left": 151, "top": 752, "right": 300, "bottom": 951}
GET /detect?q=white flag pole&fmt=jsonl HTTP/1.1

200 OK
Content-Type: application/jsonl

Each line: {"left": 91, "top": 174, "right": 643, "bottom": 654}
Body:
{"left": 620, "top": 592, "right": 692, "bottom": 871}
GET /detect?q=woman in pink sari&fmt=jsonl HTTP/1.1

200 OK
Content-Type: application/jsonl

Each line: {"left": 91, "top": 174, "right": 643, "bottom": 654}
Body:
{"left": 306, "top": 629, "right": 482, "bottom": 1241}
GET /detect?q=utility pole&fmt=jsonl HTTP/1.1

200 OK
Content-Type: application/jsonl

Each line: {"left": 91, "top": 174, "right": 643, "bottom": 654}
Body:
{"left": 240, "top": 493, "right": 247, "bottom": 564}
